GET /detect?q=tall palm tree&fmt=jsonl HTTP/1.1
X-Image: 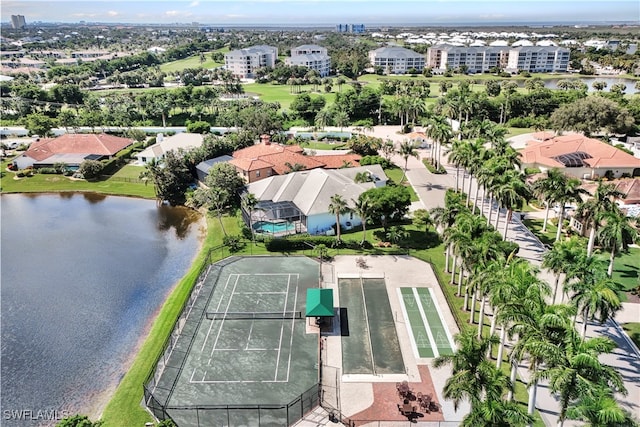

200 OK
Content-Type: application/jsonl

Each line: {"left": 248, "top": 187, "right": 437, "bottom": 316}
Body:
{"left": 464, "top": 139, "right": 488, "bottom": 209}
{"left": 241, "top": 192, "right": 259, "bottom": 242}
{"left": 447, "top": 139, "right": 467, "bottom": 193}
{"left": 328, "top": 194, "right": 350, "bottom": 243}
{"left": 352, "top": 195, "right": 373, "bottom": 245}
{"left": 597, "top": 211, "right": 639, "bottom": 277}
{"left": 493, "top": 170, "right": 529, "bottom": 240}
{"left": 566, "top": 386, "right": 636, "bottom": 427}
{"left": 138, "top": 158, "right": 162, "bottom": 204}
{"left": 397, "top": 140, "right": 419, "bottom": 183}
{"left": 433, "top": 329, "right": 500, "bottom": 411}
{"left": 425, "top": 115, "right": 453, "bottom": 170}
{"left": 542, "top": 237, "right": 585, "bottom": 304}
{"left": 540, "top": 331, "right": 626, "bottom": 427}
{"left": 530, "top": 168, "right": 565, "bottom": 232}
{"left": 552, "top": 174, "right": 587, "bottom": 242}
{"left": 576, "top": 181, "right": 626, "bottom": 256}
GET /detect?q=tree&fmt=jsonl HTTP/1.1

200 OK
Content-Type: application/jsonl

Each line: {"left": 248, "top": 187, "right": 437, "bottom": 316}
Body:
{"left": 549, "top": 96, "right": 635, "bottom": 137}
{"left": 154, "top": 152, "right": 193, "bottom": 206}
{"left": 540, "top": 332, "right": 625, "bottom": 427}
{"left": 551, "top": 174, "right": 586, "bottom": 242}
{"left": 362, "top": 185, "right": 412, "bottom": 231}
{"left": 56, "top": 415, "right": 102, "bottom": 427}
{"left": 23, "top": 112, "right": 56, "bottom": 136}
{"left": 412, "top": 209, "right": 432, "bottom": 233}
{"left": 333, "top": 110, "right": 350, "bottom": 131}
{"left": 397, "top": 140, "right": 419, "bottom": 183}
{"left": 210, "top": 187, "right": 230, "bottom": 236}
{"left": 242, "top": 192, "right": 259, "bottom": 241}
{"left": 328, "top": 194, "right": 350, "bottom": 243}
{"left": 597, "top": 211, "right": 639, "bottom": 277}
{"left": 576, "top": 181, "right": 626, "bottom": 256}
{"left": 352, "top": 195, "right": 374, "bottom": 245}
{"left": 186, "top": 120, "right": 211, "bottom": 134}
{"left": 77, "top": 159, "right": 104, "bottom": 180}
{"left": 205, "top": 162, "right": 245, "bottom": 207}
{"left": 493, "top": 170, "right": 529, "bottom": 240}
{"left": 542, "top": 237, "right": 585, "bottom": 304}
{"left": 139, "top": 158, "right": 163, "bottom": 202}
{"left": 566, "top": 386, "right": 636, "bottom": 427}
{"left": 385, "top": 225, "right": 408, "bottom": 245}
{"left": 433, "top": 328, "right": 500, "bottom": 411}
{"left": 530, "top": 168, "right": 566, "bottom": 233}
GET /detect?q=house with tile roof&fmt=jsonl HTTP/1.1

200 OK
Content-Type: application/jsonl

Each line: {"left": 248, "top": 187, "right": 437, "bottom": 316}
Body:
{"left": 518, "top": 134, "right": 640, "bottom": 180}
{"left": 243, "top": 165, "right": 387, "bottom": 236}
{"left": 14, "top": 133, "right": 133, "bottom": 170}
{"left": 229, "top": 140, "right": 361, "bottom": 183}
{"left": 135, "top": 133, "right": 205, "bottom": 165}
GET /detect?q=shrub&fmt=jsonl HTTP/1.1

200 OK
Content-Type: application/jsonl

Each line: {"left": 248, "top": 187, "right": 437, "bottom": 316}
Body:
{"left": 524, "top": 167, "right": 541, "bottom": 175}
{"left": 360, "top": 155, "right": 392, "bottom": 169}
{"left": 37, "top": 167, "right": 60, "bottom": 174}
{"left": 264, "top": 235, "right": 362, "bottom": 252}
{"left": 78, "top": 159, "right": 105, "bottom": 180}
{"left": 223, "top": 235, "right": 245, "bottom": 252}
{"left": 422, "top": 159, "right": 446, "bottom": 174}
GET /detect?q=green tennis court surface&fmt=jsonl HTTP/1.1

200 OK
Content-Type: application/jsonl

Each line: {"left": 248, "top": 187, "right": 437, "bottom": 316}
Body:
{"left": 147, "top": 256, "right": 320, "bottom": 427}
{"left": 339, "top": 277, "right": 405, "bottom": 375}
{"left": 400, "top": 287, "right": 455, "bottom": 358}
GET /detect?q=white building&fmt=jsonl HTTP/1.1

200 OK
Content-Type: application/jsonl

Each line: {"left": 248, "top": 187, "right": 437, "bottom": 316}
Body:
{"left": 135, "top": 133, "right": 205, "bottom": 165}
{"left": 11, "top": 15, "right": 26, "bottom": 29}
{"left": 285, "top": 44, "right": 331, "bottom": 77}
{"left": 224, "top": 45, "right": 278, "bottom": 79}
{"left": 505, "top": 46, "right": 570, "bottom": 73}
{"left": 368, "top": 46, "right": 425, "bottom": 74}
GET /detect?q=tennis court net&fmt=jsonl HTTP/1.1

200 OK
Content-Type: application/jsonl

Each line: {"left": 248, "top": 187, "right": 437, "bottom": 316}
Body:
{"left": 205, "top": 311, "right": 303, "bottom": 320}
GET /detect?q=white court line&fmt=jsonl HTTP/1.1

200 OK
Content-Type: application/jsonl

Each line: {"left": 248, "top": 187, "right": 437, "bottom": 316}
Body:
{"left": 428, "top": 288, "right": 456, "bottom": 349}
{"left": 201, "top": 273, "right": 238, "bottom": 353}
{"left": 273, "top": 273, "right": 291, "bottom": 381}
{"left": 413, "top": 288, "right": 439, "bottom": 358}
{"left": 190, "top": 379, "right": 289, "bottom": 384}
{"left": 285, "top": 276, "right": 299, "bottom": 382}
{"left": 235, "top": 291, "right": 287, "bottom": 295}
{"left": 209, "top": 275, "right": 241, "bottom": 358}
{"left": 214, "top": 348, "right": 279, "bottom": 351}
{"left": 359, "top": 278, "right": 377, "bottom": 375}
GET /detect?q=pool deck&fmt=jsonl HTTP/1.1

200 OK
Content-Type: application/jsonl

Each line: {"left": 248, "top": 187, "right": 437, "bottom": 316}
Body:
{"left": 315, "top": 255, "right": 468, "bottom": 425}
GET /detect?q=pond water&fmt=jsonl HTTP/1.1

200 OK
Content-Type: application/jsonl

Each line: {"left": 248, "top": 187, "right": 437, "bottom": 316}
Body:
{"left": 0, "top": 193, "right": 203, "bottom": 426}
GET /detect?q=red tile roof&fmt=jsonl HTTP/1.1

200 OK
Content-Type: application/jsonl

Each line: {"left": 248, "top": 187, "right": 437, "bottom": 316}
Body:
{"left": 228, "top": 157, "right": 273, "bottom": 172}
{"left": 232, "top": 143, "right": 304, "bottom": 159}
{"left": 582, "top": 178, "right": 640, "bottom": 204}
{"left": 519, "top": 135, "right": 640, "bottom": 169}
{"left": 25, "top": 134, "right": 133, "bottom": 162}
{"left": 313, "top": 154, "right": 361, "bottom": 169}
{"left": 260, "top": 150, "right": 325, "bottom": 175}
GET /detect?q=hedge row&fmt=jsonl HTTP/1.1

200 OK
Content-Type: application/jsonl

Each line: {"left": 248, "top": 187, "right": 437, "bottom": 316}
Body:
{"left": 264, "top": 235, "right": 366, "bottom": 252}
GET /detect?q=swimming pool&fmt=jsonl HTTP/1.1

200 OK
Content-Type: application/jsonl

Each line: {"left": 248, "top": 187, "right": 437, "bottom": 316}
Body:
{"left": 253, "top": 220, "right": 295, "bottom": 233}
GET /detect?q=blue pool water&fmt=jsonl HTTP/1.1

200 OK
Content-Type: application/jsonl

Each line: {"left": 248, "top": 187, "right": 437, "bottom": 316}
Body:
{"left": 253, "top": 221, "right": 295, "bottom": 233}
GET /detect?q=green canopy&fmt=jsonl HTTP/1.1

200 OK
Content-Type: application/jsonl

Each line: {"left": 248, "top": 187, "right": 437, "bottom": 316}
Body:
{"left": 306, "top": 288, "right": 334, "bottom": 317}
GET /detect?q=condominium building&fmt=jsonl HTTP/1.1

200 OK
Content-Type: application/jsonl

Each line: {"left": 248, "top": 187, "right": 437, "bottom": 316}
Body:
{"left": 427, "top": 44, "right": 570, "bottom": 74}
{"left": 285, "top": 44, "right": 331, "bottom": 77}
{"left": 336, "top": 24, "right": 365, "bottom": 34}
{"left": 224, "top": 45, "right": 278, "bottom": 79}
{"left": 368, "top": 46, "right": 425, "bottom": 74}
{"left": 505, "top": 46, "right": 570, "bottom": 73}
{"left": 11, "top": 15, "right": 26, "bottom": 29}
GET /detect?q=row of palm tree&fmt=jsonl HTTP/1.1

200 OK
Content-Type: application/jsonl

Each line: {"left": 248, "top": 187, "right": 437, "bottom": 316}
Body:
{"left": 431, "top": 190, "right": 633, "bottom": 426}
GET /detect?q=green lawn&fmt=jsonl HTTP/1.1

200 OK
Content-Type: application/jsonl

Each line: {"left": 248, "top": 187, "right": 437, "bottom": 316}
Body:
{"left": 0, "top": 169, "right": 155, "bottom": 198}
{"left": 243, "top": 82, "right": 337, "bottom": 110}
{"left": 522, "top": 217, "right": 560, "bottom": 247}
{"left": 384, "top": 167, "right": 420, "bottom": 202}
{"left": 610, "top": 247, "right": 640, "bottom": 293}
{"left": 622, "top": 322, "right": 640, "bottom": 349}
{"left": 159, "top": 47, "right": 229, "bottom": 74}
{"left": 111, "top": 164, "right": 145, "bottom": 180}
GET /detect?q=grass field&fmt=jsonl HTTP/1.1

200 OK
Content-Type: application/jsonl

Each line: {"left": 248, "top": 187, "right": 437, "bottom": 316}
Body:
{"left": 384, "top": 166, "right": 420, "bottom": 202}
{"left": 159, "top": 47, "right": 229, "bottom": 74}
{"left": 243, "top": 82, "right": 338, "bottom": 110}
{"left": 622, "top": 322, "right": 640, "bottom": 349}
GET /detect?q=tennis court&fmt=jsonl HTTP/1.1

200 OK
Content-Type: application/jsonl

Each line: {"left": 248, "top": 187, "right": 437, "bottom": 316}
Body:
{"left": 399, "top": 287, "right": 455, "bottom": 358}
{"left": 339, "top": 277, "right": 405, "bottom": 376}
{"left": 146, "top": 256, "right": 320, "bottom": 427}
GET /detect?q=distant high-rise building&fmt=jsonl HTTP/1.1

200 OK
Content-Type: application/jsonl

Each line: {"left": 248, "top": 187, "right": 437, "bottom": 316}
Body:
{"left": 11, "top": 15, "right": 26, "bottom": 29}
{"left": 336, "top": 24, "right": 365, "bottom": 34}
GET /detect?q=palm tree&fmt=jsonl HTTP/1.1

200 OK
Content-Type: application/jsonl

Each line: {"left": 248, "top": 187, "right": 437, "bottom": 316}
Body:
{"left": 333, "top": 110, "right": 350, "bottom": 131}
{"left": 540, "top": 332, "right": 626, "bottom": 427}
{"left": 242, "top": 192, "right": 259, "bottom": 242}
{"left": 386, "top": 225, "right": 408, "bottom": 245}
{"left": 328, "top": 194, "right": 349, "bottom": 243}
{"left": 397, "top": 140, "right": 419, "bottom": 183}
{"left": 447, "top": 139, "right": 467, "bottom": 193}
{"left": 425, "top": 115, "right": 453, "bottom": 170}
{"left": 597, "top": 211, "right": 638, "bottom": 277}
{"left": 138, "top": 158, "right": 162, "bottom": 204}
{"left": 433, "top": 328, "right": 500, "bottom": 411}
{"left": 550, "top": 174, "right": 586, "bottom": 242}
{"left": 530, "top": 169, "right": 565, "bottom": 232}
{"left": 210, "top": 187, "right": 230, "bottom": 236}
{"left": 566, "top": 386, "right": 636, "bottom": 427}
{"left": 493, "top": 170, "right": 529, "bottom": 240}
{"left": 576, "top": 181, "right": 626, "bottom": 256}
{"left": 571, "top": 264, "right": 622, "bottom": 339}
{"left": 352, "top": 195, "right": 373, "bottom": 245}
{"left": 542, "top": 237, "right": 585, "bottom": 304}
{"left": 464, "top": 139, "right": 488, "bottom": 209}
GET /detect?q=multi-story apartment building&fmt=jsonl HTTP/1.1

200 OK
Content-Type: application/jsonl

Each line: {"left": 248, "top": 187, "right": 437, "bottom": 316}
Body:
{"left": 11, "top": 15, "right": 26, "bottom": 29}
{"left": 285, "top": 44, "right": 331, "bottom": 77}
{"left": 336, "top": 24, "right": 365, "bottom": 34}
{"left": 224, "top": 45, "right": 278, "bottom": 79}
{"left": 427, "top": 44, "right": 569, "bottom": 74}
{"left": 368, "top": 46, "right": 425, "bottom": 74}
{"left": 505, "top": 46, "right": 570, "bottom": 73}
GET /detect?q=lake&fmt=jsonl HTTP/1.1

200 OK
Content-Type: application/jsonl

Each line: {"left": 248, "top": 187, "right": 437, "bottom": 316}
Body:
{"left": 0, "top": 193, "right": 204, "bottom": 426}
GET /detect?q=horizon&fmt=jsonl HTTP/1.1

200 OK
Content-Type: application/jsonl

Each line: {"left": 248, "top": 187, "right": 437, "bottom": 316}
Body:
{"left": 2, "top": 0, "right": 639, "bottom": 26}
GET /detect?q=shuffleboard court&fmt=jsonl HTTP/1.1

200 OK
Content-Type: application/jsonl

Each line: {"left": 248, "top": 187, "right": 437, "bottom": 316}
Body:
{"left": 399, "top": 287, "right": 455, "bottom": 358}
{"left": 340, "top": 277, "right": 404, "bottom": 375}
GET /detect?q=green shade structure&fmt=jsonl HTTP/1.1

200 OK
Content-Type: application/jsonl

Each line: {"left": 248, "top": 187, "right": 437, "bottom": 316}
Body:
{"left": 306, "top": 288, "right": 334, "bottom": 317}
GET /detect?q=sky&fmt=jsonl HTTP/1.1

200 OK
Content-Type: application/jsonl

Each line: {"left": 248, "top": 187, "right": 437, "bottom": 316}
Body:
{"left": 2, "top": 0, "right": 639, "bottom": 25}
